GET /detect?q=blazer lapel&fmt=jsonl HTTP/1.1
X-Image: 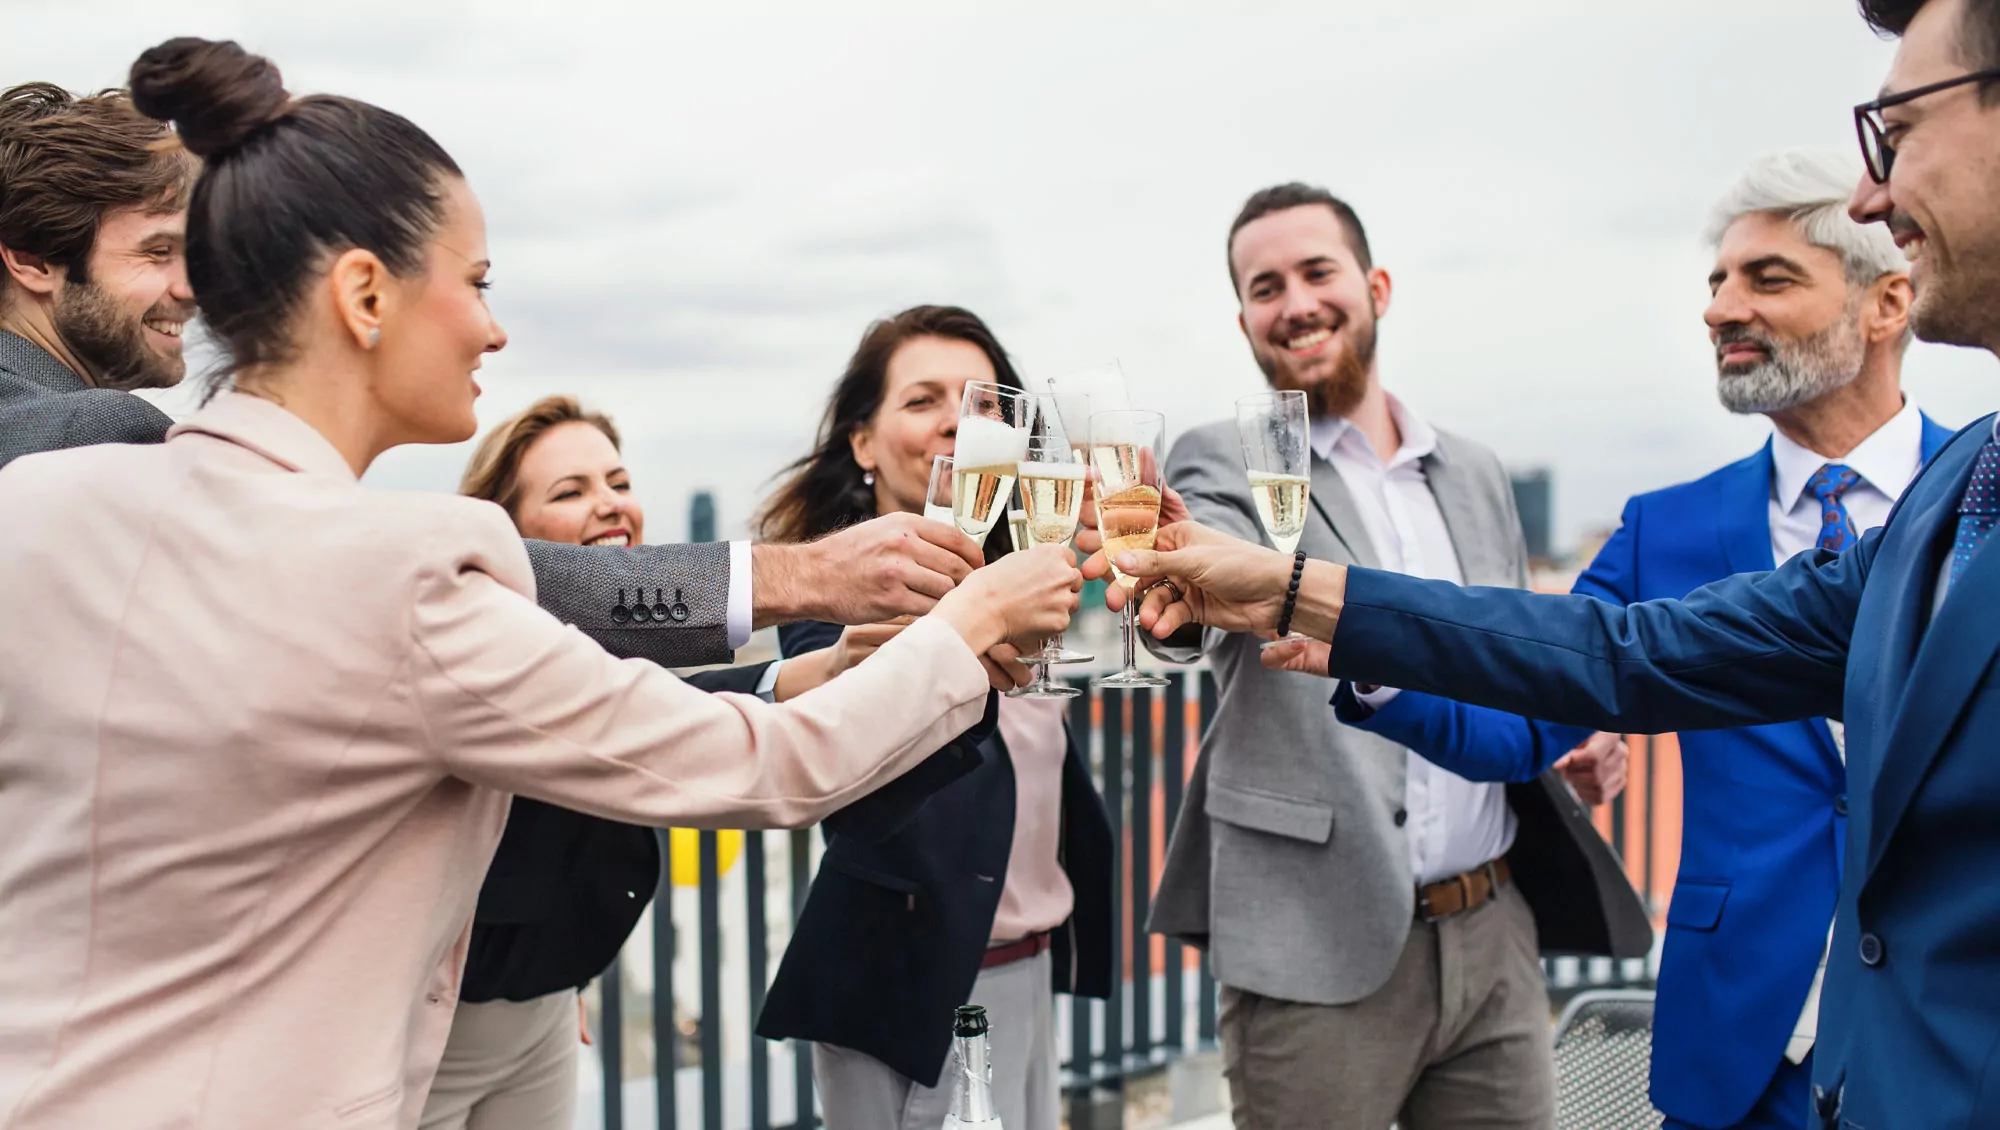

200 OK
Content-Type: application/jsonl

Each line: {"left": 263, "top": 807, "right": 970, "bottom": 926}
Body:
{"left": 1718, "top": 443, "right": 1779, "bottom": 578}
{"left": 1861, "top": 426, "right": 1998, "bottom": 887}
{"left": 1423, "top": 445, "right": 1505, "bottom": 586}
{"left": 1308, "top": 452, "right": 1379, "bottom": 569}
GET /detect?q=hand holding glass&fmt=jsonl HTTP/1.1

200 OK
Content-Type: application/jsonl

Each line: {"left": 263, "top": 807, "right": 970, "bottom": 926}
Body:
{"left": 1091, "top": 409, "right": 1171, "bottom": 689}
{"left": 1236, "top": 389, "right": 1312, "bottom": 646}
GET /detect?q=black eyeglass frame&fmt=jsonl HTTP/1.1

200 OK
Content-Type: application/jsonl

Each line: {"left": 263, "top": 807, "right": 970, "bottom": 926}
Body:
{"left": 1855, "top": 66, "right": 2000, "bottom": 182}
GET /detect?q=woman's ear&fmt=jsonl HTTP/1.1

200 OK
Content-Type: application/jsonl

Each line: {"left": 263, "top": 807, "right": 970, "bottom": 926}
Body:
{"left": 848, "top": 425, "right": 876, "bottom": 473}
{"left": 327, "top": 247, "right": 391, "bottom": 351}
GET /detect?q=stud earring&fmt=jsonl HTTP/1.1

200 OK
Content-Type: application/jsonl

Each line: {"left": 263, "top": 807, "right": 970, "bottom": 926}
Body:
{"left": 365, "top": 327, "right": 380, "bottom": 349}
{"left": 862, "top": 469, "right": 875, "bottom": 486}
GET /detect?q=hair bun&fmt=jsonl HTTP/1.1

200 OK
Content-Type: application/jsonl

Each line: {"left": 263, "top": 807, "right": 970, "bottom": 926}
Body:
{"left": 128, "top": 37, "right": 287, "bottom": 159}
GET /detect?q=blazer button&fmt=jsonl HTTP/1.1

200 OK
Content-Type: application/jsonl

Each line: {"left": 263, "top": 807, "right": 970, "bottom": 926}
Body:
{"left": 1858, "top": 932, "right": 1885, "bottom": 967}
{"left": 1834, "top": 794, "right": 1849, "bottom": 817}
{"left": 1393, "top": 809, "right": 1408, "bottom": 827}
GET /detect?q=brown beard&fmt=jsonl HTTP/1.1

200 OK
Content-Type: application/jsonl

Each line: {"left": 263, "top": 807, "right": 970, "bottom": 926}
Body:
{"left": 1255, "top": 302, "right": 1377, "bottom": 420}
{"left": 54, "top": 278, "right": 188, "bottom": 391}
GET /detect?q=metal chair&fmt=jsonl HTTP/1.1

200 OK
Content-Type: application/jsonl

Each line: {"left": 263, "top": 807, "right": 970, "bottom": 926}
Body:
{"left": 1552, "top": 989, "right": 1662, "bottom": 1130}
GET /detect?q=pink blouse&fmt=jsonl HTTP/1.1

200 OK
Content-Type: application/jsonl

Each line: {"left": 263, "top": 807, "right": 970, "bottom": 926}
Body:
{"left": 988, "top": 697, "right": 1076, "bottom": 943}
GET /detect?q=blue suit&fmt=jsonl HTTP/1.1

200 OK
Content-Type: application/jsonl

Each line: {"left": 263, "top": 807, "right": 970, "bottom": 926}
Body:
{"left": 1323, "top": 415, "right": 2000, "bottom": 1130}
{"left": 1333, "top": 418, "right": 1953, "bottom": 1129}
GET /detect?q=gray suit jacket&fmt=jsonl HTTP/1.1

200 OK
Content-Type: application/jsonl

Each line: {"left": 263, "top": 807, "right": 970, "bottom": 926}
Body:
{"left": 1145, "top": 418, "right": 1650, "bottom": 1006}
{"left": 0, "top": 331, "right": 734, "bottom": 667}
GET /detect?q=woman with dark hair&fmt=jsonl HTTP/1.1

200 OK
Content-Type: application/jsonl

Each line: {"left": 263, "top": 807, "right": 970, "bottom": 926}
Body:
{"left": 0, "top": 41, "right": 1079, "bottom": 1130}
{"left": 753, "top": 306, "right": 1115, "bottom": 1130}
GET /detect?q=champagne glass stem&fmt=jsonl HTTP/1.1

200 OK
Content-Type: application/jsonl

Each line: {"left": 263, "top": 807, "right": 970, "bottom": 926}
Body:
{"left": 1122, "top": 598, "right": 1139, "bottom": 675}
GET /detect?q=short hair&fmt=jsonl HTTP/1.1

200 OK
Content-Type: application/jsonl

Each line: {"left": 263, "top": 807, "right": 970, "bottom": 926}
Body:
{"left": 0, "top": 82, "right": 192, "bottom": 301}
{"left": 1703, "top": 150, "right": 1904, "bottom": 286}
{"left": 1862, "top": 0, "right": 2000, "bottom": 66}
{"left": 128, "top": 38, "right": 462, "bottom": 385}
{"left": 460, "top": 395, "right": 623, "bottom": 520}
{"left": 1226, "top": 183, "right": 1373, "bottom": 291}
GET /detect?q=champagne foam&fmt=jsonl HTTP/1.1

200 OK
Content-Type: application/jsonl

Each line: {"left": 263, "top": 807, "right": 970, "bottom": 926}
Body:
{"left": 954, "top": 415, "right": 1030, "bottom": 469}
{"left": 1017, "top": 462, "right": 1087, "bottom": 479}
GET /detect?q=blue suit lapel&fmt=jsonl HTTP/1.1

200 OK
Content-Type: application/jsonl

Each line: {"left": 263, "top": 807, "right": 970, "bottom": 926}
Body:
{"left": 1862, "top": 419, "right": 2000, "bottom": 887}
{"left": 1919, "top": 412, "right": 1954, "bottom": 465}
{"left": 1715, "top": 442, "right": 1778, "bottom": 577}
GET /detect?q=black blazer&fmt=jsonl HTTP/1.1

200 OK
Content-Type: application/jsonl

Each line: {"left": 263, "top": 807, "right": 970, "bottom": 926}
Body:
{"left": 754, "top": 621, "right": 1116, "bottom": 1088}
{"left": 461, "top": 661, "right": 773, "bottom": 1002}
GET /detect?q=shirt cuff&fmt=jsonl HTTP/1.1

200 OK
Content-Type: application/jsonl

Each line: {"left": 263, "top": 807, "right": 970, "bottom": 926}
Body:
{"left": 727, "top": 540, "right": 752, "bottom": 649}
{"left": 754, "top": 658, "right": 784, "bottom": 703}
{"left": 1354, "top": 684, "right": 1402, "bottom": 708}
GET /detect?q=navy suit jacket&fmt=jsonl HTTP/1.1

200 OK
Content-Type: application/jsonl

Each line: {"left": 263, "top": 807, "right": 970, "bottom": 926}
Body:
{"left": 1334, "top": 417, "right": 1952, "bottom": 1128}
{"left": 1324, "top": 415, "right": 2000, "bottom": 1130}
{"left": 755, "top": 621, "right": 1115, "bottom": 1087}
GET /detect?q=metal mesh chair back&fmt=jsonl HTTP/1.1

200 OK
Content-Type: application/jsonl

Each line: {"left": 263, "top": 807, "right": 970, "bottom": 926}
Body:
{"left": 1552, "top": 989, "right": 1662, "bottom": 1130}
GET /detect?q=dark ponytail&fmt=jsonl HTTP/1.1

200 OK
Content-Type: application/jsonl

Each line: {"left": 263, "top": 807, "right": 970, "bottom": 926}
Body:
{"left": 127, "top": 37, "right": 461, "bottom": 383}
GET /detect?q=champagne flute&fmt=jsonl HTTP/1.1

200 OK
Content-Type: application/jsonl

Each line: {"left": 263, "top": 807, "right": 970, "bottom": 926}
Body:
{"left": 924, "top": 454, "right": 956, "bottom": 526}
{"left": 954, "top": 382, "right": 1036, "bottom": 539}
{"left": 1005, "top": 480, "right": 1031, "bottom": 554}
{"left": 1090, "top": 409, "right": 1171, "bottom": 689}
{"left": 1008, "top": 433, "right": 1093, "bottom": 699}
{"left": 1046, "top": 362, "right": 1130, "bottom": 462}
{"left": 1237, "top": 390, "right": 1313, "bottom": 646}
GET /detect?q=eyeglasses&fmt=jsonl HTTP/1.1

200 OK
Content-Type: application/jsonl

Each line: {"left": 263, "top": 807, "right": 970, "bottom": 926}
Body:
{"left": 1854, "top": 67, "right": 2000, "bottom": 183}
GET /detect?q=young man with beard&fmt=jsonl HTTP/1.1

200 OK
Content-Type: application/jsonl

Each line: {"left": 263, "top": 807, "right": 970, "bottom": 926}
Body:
{"left": 1094, "top": 1, "right": 2000, "bottom": 1123}
{"left": 1140, "top": 183, "right": 1651, "bottom": 1129}
{"left": 0, "top": 81, "right": 1004, "bottom": 675}
{"left": 1322, "top": 151, "right": 1951, "bottom": 1130}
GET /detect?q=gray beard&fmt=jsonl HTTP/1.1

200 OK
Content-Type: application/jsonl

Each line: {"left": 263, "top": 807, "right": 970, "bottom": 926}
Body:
{"left": 1715, "top": 315, "right": 1865, "bottom": 415}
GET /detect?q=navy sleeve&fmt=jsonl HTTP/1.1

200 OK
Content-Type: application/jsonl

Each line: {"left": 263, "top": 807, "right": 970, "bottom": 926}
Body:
{"left": 1327, "top": 524, "right": 1867, "bottom": 734}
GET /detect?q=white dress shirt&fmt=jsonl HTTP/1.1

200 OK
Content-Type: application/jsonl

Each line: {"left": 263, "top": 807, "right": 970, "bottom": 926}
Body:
{"left": 728, "top": 540, "right": 753, "bottom": 648}
{"left": 1315, "top": 396, "right": 1517, "bottom": 887}
{"left": 1771, "top": 398, "right": 1925, "bottom": 1063}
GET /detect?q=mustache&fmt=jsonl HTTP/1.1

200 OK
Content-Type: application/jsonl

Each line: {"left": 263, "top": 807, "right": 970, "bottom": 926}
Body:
{"left": 1886, "top": 211, "right": 1923, "bottom": 244}
{"left": 1714, "top": 325, "right": 1775, "bottom": 360}
{"left": 1270, "top": 313, "right": 1343, "bottom": 342}
{"left": 144, "top": 299, "right": 198, "bottom": 323}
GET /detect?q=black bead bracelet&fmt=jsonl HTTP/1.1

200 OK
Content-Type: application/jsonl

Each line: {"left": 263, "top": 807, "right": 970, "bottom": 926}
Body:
{"left": 1275, "top": 550, "right": 1307, "bottom": 638}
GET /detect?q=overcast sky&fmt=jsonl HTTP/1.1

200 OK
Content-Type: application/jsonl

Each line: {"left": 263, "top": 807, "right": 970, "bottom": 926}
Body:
{"left": 13, "top": 0, "right": 1995, "bottom": 547}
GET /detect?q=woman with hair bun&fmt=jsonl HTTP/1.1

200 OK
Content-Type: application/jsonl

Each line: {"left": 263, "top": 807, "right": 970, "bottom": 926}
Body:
{"left": 0, "top": 37, "right": 1080, "bottom": 1130}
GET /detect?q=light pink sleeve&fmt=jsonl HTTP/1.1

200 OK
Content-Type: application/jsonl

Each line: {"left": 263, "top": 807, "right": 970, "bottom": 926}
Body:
{"left": 408, "top": 510, "right": 990, "bottom": 830}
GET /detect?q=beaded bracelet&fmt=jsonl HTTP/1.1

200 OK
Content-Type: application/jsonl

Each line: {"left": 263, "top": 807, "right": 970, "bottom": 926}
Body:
{"left": 1275, "top": 550, "right": 1307, "bottom": 638}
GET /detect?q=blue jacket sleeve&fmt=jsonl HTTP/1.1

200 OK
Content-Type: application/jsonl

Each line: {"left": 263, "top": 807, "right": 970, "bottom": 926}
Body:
{"left": 780, "top": 620, "right": 993, "bottom": 843}
{"left": 1329, "top": 498, "right": 1649, "bottom": 780}
{"left": 1326, "top": 517, "right": 1864, "bottom": 734}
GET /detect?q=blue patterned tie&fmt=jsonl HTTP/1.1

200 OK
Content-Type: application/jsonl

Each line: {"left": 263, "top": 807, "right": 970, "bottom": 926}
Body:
{"left": 1950, "top": 438, "right": 2000, "bottom": 587}
{"left": 1806, "top": 463, "right": 1863, "bottom": 552}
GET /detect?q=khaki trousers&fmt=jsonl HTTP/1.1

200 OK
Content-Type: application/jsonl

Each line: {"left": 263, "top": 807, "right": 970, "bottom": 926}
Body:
{"left": 419, "top": 992, "right": 580, "bottom": 1130}
{"left": 1219, "top": 883, "right": 1554, "bottom": 1130}
{"left": 812, "top": 947, "right": 1059, "bottom": 1130}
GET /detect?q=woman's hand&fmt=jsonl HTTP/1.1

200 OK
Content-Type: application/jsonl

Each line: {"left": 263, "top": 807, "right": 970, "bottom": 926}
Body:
{"left": 1085, "top": 520, "right": 1347, "bottom": 640}
{"left": 932, "top": 543, "right": 1082, "bottom": 659}
{"left": 1257, "top": 635, "right": 1331, "bottom": 675}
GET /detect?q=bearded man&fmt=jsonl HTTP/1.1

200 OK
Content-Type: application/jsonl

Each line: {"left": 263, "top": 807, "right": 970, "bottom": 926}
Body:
{"left": 1139, "top": 182, "right": 1651, "bottom": 1130}
{"left": 1315, "top": 150, "right": 1949, "bottom": 1130}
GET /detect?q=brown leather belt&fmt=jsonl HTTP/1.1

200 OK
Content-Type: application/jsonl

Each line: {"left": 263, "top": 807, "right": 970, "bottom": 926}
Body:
{"left": 982, "top": 932, "right": 1052, "bottom": 969}
{"left": 1415, "top": 856, "right": 1512, "bottom": 923}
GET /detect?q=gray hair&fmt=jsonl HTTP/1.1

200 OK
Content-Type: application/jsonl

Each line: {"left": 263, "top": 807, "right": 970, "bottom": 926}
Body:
{"left": 1703, "top": 149, "right": 1905, "bottom": 286}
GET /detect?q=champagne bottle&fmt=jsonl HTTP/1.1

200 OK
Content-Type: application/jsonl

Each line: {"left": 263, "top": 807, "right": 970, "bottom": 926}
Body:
{"left": 941, "top": 1005, "right": 1004, "bottom": 1129}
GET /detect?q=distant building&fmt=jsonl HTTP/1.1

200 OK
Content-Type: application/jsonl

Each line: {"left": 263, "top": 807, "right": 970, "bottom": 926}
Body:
{"left": 1510, "top": 468, "right": 1554, "bottom": 563}
{"left": 689, "top": 490, "right": 717, "bottom": 543}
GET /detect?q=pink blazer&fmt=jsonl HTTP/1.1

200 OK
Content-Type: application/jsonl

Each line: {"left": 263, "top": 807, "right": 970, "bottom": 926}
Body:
{"left": 0, "top": 393, "right": 989, "bottom": 1130}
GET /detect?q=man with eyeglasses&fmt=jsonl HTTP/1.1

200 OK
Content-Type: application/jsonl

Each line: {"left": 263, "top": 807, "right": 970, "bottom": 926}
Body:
{"left": 1082, "top": 0, "right": 2000, "bottom": 1126}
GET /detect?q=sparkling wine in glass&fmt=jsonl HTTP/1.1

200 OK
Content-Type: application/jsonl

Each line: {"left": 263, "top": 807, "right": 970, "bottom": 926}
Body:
{"left": 954, "top": 383, "right": 1035, "bottom": 539}
{"left": 924, "top": 454, "right": 957, "bottom": 526}
{"left": 1008, "top": 431, "right": 1093, "bottom": 699}
{"left": 1090, "top": 409, "right": 1170, "bottom": 689}
{"left": 1237, "top": 390, "right": 1312, "bottom": 645}
{"left": 1005, "top": 481, "right": 1031, "bottom": 554}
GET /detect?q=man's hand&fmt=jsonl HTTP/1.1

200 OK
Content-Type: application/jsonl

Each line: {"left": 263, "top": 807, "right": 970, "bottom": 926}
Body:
{"left": 752, "top": 514, "right": 986, "bottom": 628}
{"left": 1554, "top": 731, "right": 1629, "bottom": 807}
{"left": 1257, "top": 635, "right": 1331, "bottom": 676}
{"left": 1084, "top": 520, "right": 1308, "bottom": 638}
{"left": 1075, "top": 483, "right": 1191, "bottom": 558}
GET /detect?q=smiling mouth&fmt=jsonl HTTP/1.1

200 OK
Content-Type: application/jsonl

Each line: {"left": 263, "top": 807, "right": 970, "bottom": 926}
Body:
{"left": 585, "top": 530, "right": 631, "bottom": 547}
{"left": 1282, "top": 327, "right": 1334, "bottom": 353}
{"left": 143, "top": 318, "right": 185, "bottom": 340}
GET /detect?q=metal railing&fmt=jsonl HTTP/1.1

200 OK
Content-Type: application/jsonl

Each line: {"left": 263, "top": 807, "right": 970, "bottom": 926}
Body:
{"left": 590, "top": 669, "right": 1662, "bottom": 1130}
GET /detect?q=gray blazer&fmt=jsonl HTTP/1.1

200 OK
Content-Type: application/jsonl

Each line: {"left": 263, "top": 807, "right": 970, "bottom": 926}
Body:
{"left": 1145, "top": 418, "right": 1650, "bottom": 1007}
{"left": 0, "top": 330, "right": 734, "bottom": 668}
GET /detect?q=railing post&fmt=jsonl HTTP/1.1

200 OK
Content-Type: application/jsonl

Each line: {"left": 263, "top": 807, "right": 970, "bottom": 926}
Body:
{"left": 1100, "top": 686, "right": 1126, "bottom": 1100}
{"left": 746, "top": 831, "right": 771, "bottom": 1130}
{"left": 789, "top": 830, "right": 817, "bottom": 1130}
{"left": 654, "top": 830, "right": 678, "bottom": 1130}
{"left": 699, "top": 831, "right": 723, "bottom": 1130}
{"left": 1130, "top": 687, "right": 1153, "bottom": 1060}
{"left": 1066, "top": 676, "right": 1097, "bottom": 1130}
{"left": 1162, "top": 673, "right": 1186, "bottom": 1051}
{"left": 1196, "top": 672, "right": 1219, "bottom": 1044}
{"left": 602, "top": 957, "right": 625, "bottom": 1130}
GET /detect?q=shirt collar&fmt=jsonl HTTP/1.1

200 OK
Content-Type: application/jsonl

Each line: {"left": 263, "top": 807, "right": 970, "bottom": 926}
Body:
{"left": 1310, "top": 392, "right": 1438, "bottom": 469}
{"left": 0, "top": 330, "right": 88, "bottom": 394}
{"left": 1769, "top": 396, "right": 1925, "bottom": 509}
{"left": 166, "top": 391, "right": 360, "bottom": 482}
